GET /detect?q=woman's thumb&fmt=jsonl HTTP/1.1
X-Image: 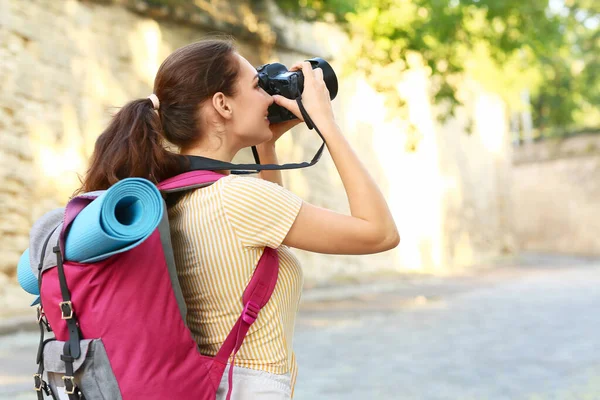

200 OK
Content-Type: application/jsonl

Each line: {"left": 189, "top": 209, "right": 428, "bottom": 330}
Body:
{"left": 272, "top": 95, "right": 288, "bottom": 106}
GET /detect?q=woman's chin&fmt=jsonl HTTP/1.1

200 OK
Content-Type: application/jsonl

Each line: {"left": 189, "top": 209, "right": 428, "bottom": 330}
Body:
{"left": 239, "top": 129, "right": 270, "bottom": 147}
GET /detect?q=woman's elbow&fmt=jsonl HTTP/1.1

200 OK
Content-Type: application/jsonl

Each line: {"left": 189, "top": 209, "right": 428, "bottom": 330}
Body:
{"left": 369, "top": 228, "right": 400, "bottom": 253}
{"left": 391, "top": 231, "right": 401, "bottom": 248}
{"left": 385, "top": 229, "right": 400, "bottom": 250}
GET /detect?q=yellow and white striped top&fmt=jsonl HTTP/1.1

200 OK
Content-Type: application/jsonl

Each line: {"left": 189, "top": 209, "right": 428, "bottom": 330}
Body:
{"left": 168, "top": 174, "right": 304, "bottom": 392}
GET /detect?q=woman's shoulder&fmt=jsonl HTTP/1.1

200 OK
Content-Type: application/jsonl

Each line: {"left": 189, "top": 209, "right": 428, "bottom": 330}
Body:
{"left": 219, "top": 174, "right": 285, "bottom": 193}
{"left": 219, "top": 175, "right": 302, "bottom": 209}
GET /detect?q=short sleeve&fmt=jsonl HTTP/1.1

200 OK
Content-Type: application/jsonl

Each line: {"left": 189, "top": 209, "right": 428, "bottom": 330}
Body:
{"left": 221, "top": 176, "right": 303, "bottom": 249}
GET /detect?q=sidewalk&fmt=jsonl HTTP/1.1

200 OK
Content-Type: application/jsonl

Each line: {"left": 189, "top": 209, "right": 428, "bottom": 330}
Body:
{"left": 292, "top": 260, "right": 600, "bottom": 400}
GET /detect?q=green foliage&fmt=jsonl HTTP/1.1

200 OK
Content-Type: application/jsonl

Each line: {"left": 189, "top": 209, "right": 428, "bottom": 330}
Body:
{"left": 262, "top": 0, "right": 358, "bottom": 21}
{"left": 527, "top": 0, "right": 600, "bottom": 134}
{"left": 273, "top": 0, "right": 599, "bottom": 136}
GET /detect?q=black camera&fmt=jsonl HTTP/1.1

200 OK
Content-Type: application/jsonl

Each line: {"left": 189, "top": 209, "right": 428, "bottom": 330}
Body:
{"left": 256, "top": 58, "right": 339, "bottom": 124}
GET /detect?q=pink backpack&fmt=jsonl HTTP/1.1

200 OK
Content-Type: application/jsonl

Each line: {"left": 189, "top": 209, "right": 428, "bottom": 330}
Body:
{"left": 31, "top": 170, "right": 279, "bottom": 400}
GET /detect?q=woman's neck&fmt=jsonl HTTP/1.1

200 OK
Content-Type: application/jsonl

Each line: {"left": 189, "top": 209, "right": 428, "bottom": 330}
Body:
{"left": 180, "top": 144, "right": 238, "bottom": 176}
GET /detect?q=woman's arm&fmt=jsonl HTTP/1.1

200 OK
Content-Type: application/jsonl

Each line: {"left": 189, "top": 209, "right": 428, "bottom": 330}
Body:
{"left": 284, "top": 122, "right": 399, "bottom": 254}
{"left": 273, "top": 62, "right": 400, "bottom": 255}
{"left": 256, "top": 143, "right": 283, "bottom": 186}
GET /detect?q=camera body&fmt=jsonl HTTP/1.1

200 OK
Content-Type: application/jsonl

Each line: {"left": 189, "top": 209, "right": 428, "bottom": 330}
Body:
{"left": 256, "top": 58, "right": 338, "bottom": 124}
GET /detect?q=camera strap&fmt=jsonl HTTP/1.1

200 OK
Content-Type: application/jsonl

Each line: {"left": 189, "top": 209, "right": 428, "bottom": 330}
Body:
{"left": 185, "top": 96, "right": 326, "bottom": 174}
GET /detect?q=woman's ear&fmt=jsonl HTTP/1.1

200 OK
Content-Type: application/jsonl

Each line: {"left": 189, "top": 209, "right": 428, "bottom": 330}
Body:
{"left": 212, "top": 92, "right": 233, "bottom": 120}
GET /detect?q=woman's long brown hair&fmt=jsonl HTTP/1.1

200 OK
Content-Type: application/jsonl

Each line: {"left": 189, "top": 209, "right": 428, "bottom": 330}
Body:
{"left": 75, "top": 38, "right": 241, "bottom": 195}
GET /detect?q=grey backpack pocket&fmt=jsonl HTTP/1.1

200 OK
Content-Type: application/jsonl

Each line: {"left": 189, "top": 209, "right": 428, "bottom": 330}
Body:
{"left": 43, "top": 338, "right": 122, "bottom": 400}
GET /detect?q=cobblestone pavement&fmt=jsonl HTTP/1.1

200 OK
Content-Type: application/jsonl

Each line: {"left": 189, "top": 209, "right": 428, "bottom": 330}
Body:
{"left": 293, "top": 262, "right": 600, "bottom": 400}
{"left": 1, "top": 259, "right": 599, "bottom": 400}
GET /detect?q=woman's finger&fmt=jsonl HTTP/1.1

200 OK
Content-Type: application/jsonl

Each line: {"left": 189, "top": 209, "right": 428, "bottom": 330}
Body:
{"left": 313, "top": 67, "right": 323, "bottom": 82}
{"left": 289, "top": 61, "right": 304, "bottom": 72}
{"left": 272, "top": 95, "right": 304, "bottom": 121}
{"left": 301, "top": 61, "right": 315, "bottom": 83}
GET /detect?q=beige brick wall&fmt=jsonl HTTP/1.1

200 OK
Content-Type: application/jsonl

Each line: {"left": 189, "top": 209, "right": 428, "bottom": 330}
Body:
{"left": 512, "top": 134, "right": 600, "bottom": 255}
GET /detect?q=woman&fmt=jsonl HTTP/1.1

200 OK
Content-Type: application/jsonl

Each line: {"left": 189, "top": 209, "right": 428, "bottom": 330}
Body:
{"left": 77, "top": 38, "right": 399, "bottom": 399}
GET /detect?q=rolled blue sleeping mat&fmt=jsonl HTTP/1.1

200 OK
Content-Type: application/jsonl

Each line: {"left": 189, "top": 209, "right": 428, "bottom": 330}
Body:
{"left": 65, "top": 178, "right": 164, "bottom": 263}
{"left": 17, "top": 248, "right": 36, "bottom": 294}
{"left": 17, "top": 248, "right": 41, "bottom": 305}
{"left": 16, "top": 178, "right": 163, "bottom": 305}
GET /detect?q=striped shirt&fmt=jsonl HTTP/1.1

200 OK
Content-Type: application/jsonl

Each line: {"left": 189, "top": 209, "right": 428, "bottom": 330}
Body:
{"left": 168, "top": 174, "right": 304, "bottom": 393}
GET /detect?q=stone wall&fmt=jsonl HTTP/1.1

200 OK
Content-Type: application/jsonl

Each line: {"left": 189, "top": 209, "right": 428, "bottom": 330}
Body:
{"left": 512, "top": 134, "right": 600, "bottom": 255}
{"left": 390, "top": 75, "right": 515, "bottom": 273}
{"left": 0, "top": 0, "right": 514, "bottom": 306}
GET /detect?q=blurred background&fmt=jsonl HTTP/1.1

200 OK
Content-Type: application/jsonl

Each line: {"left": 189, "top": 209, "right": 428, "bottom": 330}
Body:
{"left": 0, "top": 0, "right": 599, "bottom": 399}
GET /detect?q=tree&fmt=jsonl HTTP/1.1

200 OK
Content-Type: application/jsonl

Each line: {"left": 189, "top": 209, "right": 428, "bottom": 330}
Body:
{"left": 275, "top": 0, "right": 600, "bottom": 136}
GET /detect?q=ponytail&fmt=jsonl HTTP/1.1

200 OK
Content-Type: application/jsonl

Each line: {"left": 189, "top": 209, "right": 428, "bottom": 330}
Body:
{"left": 75, "top": 98, "right": 182, "bottom": 195}
{"left": 75, "top": 38, "right": 240, "bottom": 196}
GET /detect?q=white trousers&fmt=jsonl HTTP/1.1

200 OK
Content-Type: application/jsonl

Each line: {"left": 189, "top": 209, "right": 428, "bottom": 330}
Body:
{"left": 216, "top": 365, "right": 292, "bottom": 400}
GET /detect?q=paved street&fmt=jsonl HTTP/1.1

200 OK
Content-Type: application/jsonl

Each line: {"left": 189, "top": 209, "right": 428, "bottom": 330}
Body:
{"left": 293, "top": 260, "right": 600, "bottom": 400}
{"left": 1, "top": 257, "right": 600, "bottom": 399}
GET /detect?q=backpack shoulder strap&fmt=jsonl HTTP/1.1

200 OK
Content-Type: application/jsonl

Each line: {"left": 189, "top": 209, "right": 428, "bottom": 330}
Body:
{"left": 160, "top": 169, "right": 279, "bottom": 399}
{"left": 158, "top": 170, "right": 227, "bottom": 193}
{"left": 58, "top": 193, "right": 100, "bottom": 256}
{"left": 215, "top": 247, "right": 279, "bottom": 400}
{"left": 216, "top": 247, "right": 279, "bottom": 363}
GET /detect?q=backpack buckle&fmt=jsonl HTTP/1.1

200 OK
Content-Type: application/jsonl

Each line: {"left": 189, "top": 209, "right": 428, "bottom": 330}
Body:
{"left": 36, "top": 305, "right": 45, "bottom": 323}
{"left": 36, "top": 305, "right": 52, "bottom": 331}
{"left": 242, "top": 301, "right": 260, "bottom": 324}
{"left": 62, "top": 375, "right": 76, "bottom": 394}
{"left": 59, "top": 301, "right": 73, "bottom": 319}
{"left": 33, "top": 373, "right": 43, "bottom": 391}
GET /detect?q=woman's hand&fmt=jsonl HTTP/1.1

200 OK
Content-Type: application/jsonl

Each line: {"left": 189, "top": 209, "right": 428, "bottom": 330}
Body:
{"left": 264, "top": 118, "right": 303, "bottom": 146}
{"left": 271, "top": 61, "right": 336, "bottom": 131}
